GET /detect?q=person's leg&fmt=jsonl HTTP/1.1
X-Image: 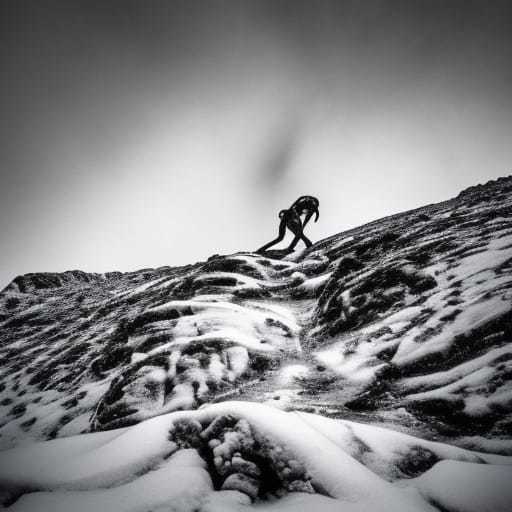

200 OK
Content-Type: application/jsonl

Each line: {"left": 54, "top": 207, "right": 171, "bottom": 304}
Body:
{"left": 287, "top": 233, "right": 302, "bottom": 251}
{"left": 301, "top": 234, "right": 313, "bottom": 247}
{"left": 285, "top": 213, "right": 306, "bottom": 252}
{"left": 257, "top": 216, "right": 287, "bottom": 253}
{"left": 287, "top": 232, "right": 312, "bottom": 250}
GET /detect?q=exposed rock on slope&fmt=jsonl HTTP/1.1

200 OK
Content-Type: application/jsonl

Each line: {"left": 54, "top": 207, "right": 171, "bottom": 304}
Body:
{"left": 2, "top": 177, "right": 512, "bottom": 446}
{"left": 1, "top": 176, "right": 512, "bottom": 510}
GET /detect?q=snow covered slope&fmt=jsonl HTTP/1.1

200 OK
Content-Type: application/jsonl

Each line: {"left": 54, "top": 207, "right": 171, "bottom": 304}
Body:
{"left": 1, "top": 176, "right": 512, "bottom": 510}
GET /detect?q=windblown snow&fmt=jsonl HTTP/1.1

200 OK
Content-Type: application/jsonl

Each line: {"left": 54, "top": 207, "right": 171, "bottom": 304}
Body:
{"left": 1, "top": 176, "right": 512, "bottom": 511}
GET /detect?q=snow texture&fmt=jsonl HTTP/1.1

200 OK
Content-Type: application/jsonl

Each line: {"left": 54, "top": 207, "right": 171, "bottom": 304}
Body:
{"left": 1, "top": 402, "right": 511, "bottom": 511}
{"left": 1, "top": 176, "right": 512, "bottom": 510}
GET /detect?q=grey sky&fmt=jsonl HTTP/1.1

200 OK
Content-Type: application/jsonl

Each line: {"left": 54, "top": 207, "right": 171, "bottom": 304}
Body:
{"left": 1, "top": 1, "right": 511, "bottom": 289}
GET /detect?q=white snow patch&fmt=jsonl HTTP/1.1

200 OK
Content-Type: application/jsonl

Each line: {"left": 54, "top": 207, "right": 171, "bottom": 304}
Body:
{"left": 1, "top": 402, "right": 511, "bottom": 512}
{"left": 410, "top": 460, "right": 512, "bottom": 512}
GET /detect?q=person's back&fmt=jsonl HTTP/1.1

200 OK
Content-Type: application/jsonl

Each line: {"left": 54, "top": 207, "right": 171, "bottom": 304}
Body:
{"left": 290, "top": 196, "right": 319, "bottom": 220}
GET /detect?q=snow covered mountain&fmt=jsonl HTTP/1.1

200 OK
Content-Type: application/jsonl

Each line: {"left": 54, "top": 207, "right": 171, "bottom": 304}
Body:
{"left": 1, "top": 176, "right": 512, "bottom": 511}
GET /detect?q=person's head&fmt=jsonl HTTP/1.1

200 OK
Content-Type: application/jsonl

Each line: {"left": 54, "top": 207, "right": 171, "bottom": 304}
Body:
{"left": 293, "top": 196, "right": 320, "bottom": 221}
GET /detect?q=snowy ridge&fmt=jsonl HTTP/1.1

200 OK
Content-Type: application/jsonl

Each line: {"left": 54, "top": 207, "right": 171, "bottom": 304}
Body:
{"left": 0, "top": 402, "right": 511, "bottom": 511}
{"left": 1, "top": 176, "right": 512, "bottom": 510}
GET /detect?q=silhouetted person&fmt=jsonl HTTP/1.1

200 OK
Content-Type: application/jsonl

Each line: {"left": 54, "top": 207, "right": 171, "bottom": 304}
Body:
{"left": 257, "top": 196, "right": 319, "bottom": 254}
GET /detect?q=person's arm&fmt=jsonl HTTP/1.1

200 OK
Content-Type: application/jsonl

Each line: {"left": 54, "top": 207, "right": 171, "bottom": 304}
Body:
{"left": 302, "top": 210, "right": 313, "bottom": 227}
{"left": 303, "top": 205, "right": 319, "bottom": 226}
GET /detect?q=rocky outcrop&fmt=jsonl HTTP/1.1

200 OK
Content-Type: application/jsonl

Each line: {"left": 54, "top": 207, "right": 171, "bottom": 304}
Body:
{"left": 1, "top": 270, "right": 106, "bottom": 294}
{"left": 1, "top": 176, "right": 512, "bottom": 454}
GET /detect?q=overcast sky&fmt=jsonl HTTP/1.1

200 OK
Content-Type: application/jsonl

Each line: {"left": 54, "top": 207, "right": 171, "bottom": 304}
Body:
{"left": 1, "top": 0, "right": 511, "bottom": 289}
